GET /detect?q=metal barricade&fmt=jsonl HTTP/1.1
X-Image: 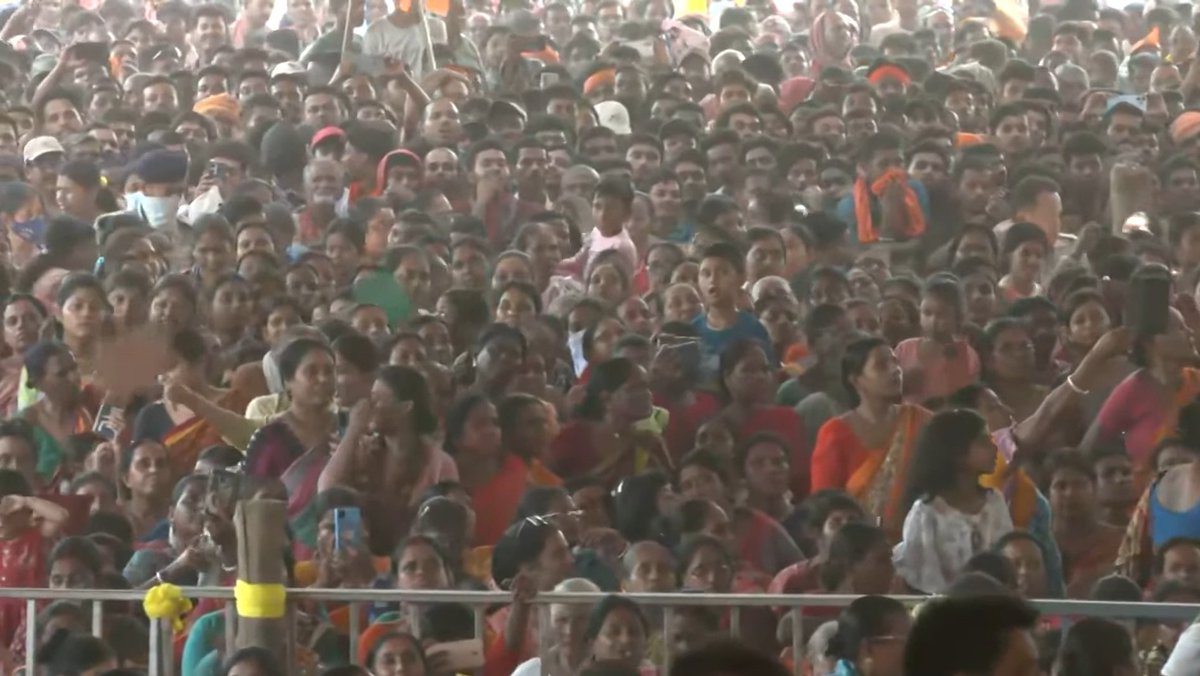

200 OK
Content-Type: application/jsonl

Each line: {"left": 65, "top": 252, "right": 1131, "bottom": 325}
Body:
{"left": 0, "top": 588, "right": 1195, "bottom": 675}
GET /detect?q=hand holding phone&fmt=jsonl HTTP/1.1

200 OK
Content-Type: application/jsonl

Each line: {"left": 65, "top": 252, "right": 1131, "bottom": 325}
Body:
{"left": 333, "top": 507, "right": 363, "bottom": 552}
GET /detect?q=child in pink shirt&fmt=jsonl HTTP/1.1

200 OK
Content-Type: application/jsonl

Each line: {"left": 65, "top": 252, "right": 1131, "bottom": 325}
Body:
{"left": 895, "top": 278, "right": 980, "bottom": 404}
{"left": 557, "top": 176, "right": 639, "bottom": 280}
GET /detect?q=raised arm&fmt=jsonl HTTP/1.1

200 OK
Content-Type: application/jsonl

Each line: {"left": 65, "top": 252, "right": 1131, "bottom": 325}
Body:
{"left": 1011, "top": 327, "right": 1132, "bottom": 460}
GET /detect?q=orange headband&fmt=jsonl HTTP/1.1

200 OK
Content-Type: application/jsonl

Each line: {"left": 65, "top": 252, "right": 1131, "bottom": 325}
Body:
{"left": 583, "top": 69, "right": 616, "bottom": 95}
{"left": 868, "top": 65, "right": 911, "bottom": 86}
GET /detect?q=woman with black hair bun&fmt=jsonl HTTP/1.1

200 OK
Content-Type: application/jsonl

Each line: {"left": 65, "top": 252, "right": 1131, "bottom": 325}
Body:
{"left": 824, "top": 595, "right": 910, "bottom": 676}
{"left": 36, "top": 628, "right": 117, "bottom": 675}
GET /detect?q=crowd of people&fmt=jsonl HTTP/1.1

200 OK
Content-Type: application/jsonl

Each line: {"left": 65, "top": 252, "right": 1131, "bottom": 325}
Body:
{"left": 0, "top": 0, "right": 1200, "bottom": 671}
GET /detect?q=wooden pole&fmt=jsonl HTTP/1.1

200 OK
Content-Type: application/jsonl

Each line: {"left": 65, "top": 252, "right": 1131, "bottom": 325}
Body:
{"left": 234, "top": 499, "right": 289, "bottom": 654}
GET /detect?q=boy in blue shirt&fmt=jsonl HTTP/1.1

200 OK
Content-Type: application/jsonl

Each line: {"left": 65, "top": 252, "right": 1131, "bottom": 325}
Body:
{"left": 692, "top": 242, "right": 776, "bottom": 379}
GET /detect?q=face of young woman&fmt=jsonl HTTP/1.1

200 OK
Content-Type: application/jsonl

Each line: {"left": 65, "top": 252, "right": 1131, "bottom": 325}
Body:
{"left": 37, "top": 352, "right": 81, "bottom": 402}
{"left": 677, "top": 464, "right": 726, "bottom": 504}
{"left": 397, "top": 541, "right": 449, "bottom": 590}
{"left": 288, "top": 348, "right": 336, "bottom": 410}
{"left": 683, "top": 543, "right": 732, "bottom": 592}
{"left": 108, "top": 286, "right": 148, "bottom": 329}
{"left": 371, "top": 636, "right": 426, "bottom": 676}
{"left": 591, "top": 607, "right": 648, "bottom": 668}
{"left": 851, "top": 345, "right": 903, "bottom": 402}
{"left": 125, "top": 442, "right": 170, "bottom": 500}
{"left": 724, "top": 346, "right": 773, "bottom": 405}
{"left": 987, "top": 326, "right": 1035, "bottom": 381}
{"left": 210, "top": 281, "right": 252, "bottom": 331}
{"left": 607, "top": 365, "right": 654, "bottom": 421}
{"left": 3, "top": 299, "right": 42, "bottom": 354}
{"left": 531, "top": 529, "right": 574, "bottom": 591}
{"left": 60, "top": 288, "right": 106, "bottom": 340}
{"left": 1066, "top": 300, "right": 1110, "bottom": 349}
{"left": 458, "top": 400, "right": 502, "bottom": 456}
{"left": 743, "top": 441, "right": 789, "bottom": 498}
{"left": 149, "top": 287, "right": 195, "bottom": 332}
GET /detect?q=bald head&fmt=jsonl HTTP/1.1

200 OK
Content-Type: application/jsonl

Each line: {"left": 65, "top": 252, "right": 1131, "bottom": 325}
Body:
{"left": 561, "top": 164, "right": 600, "bottom": 202}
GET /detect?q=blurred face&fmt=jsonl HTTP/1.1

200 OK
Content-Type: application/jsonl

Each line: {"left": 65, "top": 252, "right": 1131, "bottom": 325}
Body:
{"left": 125, "top": 441, "right": 170, "bottom": 500}
{"left": 683, "top": 542, "right": 732, "bottom": 592}
{"left": 1163, "top": 545, "right": 1200, "bottom": 588}
{"left": 3, "top": 300, "right": 42, "bottom": 355}
{"left": 743, "top": 440, "right": 789, "bottom": 498}
{"left": 1002, "top": 538, "right": 1047, "bottom": 598}
{"left": 371, "top": 636, "right": 426, "bottom": 676}
{"left": 397, "top": 541, "right": 449, "bottom": 590}
{"left": 1094, "top": 454, "right": 1135, "bottom": 509}
{"left": 41, "top": 98, "right": 83, "bottom": 136}
{"left": 851, "top": 345, "right": 903, "bottom": 402}
{"left": 626, "top": 543, "right": 675, "bottom": 592}
{"left": 592, "top": 607, "right": 647, "bottom": 669}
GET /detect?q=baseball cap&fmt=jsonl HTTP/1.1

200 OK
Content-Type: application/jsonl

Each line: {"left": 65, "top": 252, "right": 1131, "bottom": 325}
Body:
{"left": 270, "top": 61, "right": 307, "bottom": 80}
{"left": 310, "top": 126, "right": 346, "bottom": 150}
{"left": 22, "top": 136, "right": 64, "bottom": 164}
{"left": 594, "top": 100, "right": 631, "bottom": 135}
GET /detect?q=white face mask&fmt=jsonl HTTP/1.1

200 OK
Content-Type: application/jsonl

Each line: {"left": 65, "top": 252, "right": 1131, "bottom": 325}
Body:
{"left": 138, "top": 194, "right": 182, "bottom": 229}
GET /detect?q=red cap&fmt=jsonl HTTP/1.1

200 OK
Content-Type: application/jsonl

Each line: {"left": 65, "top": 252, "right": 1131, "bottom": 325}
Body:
{"left": 310, "top": 126, "right": 346, "bottom": 149}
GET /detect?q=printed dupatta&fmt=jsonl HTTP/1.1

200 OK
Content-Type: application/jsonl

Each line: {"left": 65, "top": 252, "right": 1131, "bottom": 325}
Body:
{"left": 844, "top": 404, "right": 929, "bottom": 538}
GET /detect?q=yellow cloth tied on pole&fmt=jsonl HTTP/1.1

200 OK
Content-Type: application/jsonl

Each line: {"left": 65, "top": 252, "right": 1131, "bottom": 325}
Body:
{"left": 143, "top": 583, "right": 194, "bottom": 632}
{"left": 235, "top": 580, "right": 288, "bottom": 619}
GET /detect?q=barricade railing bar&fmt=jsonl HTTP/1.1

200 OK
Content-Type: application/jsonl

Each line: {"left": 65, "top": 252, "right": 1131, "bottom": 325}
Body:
{"left": 2, "top": 588, "right": 1195, "bottom": 676}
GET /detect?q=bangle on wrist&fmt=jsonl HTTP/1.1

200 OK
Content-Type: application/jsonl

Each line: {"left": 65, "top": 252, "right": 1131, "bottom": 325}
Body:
{"left": 1066, "top": 374, "right": 1089, "bottom": 395}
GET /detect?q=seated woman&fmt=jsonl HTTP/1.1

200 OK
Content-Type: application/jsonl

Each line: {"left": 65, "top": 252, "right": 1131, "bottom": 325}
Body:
{"left": 648, "top": 321, "right": 722, "bottom": 462}
{"left": 738, "top": 432, "right": 810, "bottom": 547}
{"left": 716, "top": 339, "right": 809, "bottom": 499}
{"left": 550, "top": 358, "right": 671, "bottom": 488}
{"left": 824, "top": 595, "right": 911, "bottom": 676}
{"left": 1043, "top": 450, "right": 1124, "bottom": 598}
{"left": 893, "top": 410, "right": 1014, "bottom": 594}
{"left": 675, "top": 534, "right": 779, "bottom": 656}
{"left": 119, "top": 440, "right": 171, "bottom": 543}
{"left": 446, "top": 393, "right": 529, "bottom": 548}
{"left": 132, "top": 329, "right": 250, "bottom": 480}
{"left": 497, "top": 393, "right": 561, "bottom": 487}
{"left": 123, "top": 474, "right": 208, "bottom": 587}
{"left": 239, "top": 338, "right": 341, "bottom": 560}
{"left": 580, "top": 596, "right": 654, "bottom": 675}
{"left": 769, "top": 490, "right": 865, "bottom": 594}
{"left": 996, "top": 530, "right": 1051, "bottom": 599}
{"left": 676, "top": 449, "right": 803, "bottom": 576}
{"left": 810, "top": 336, "right": 930, "bottom": 538}
{"left": 319, "top": 365, "right": 457, "bottom": 554}
{"left": 484, "top": 518, "right": 575, "bottom": 674}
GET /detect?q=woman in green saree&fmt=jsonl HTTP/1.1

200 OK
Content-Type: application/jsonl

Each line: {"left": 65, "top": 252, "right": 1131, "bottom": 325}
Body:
{"left": 20, "top": 341, "right": 95, "bottom": 485}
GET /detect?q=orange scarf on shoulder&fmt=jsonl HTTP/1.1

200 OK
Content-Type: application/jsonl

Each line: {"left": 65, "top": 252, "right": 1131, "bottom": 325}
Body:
{"left": 852, "top": 168, "right": 927, "bottom": 244}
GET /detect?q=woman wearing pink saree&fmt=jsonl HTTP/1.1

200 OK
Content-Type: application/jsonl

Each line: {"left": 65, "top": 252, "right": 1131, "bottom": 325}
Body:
{"left": 319, "top": 365, "right": 459, "bottom": 555}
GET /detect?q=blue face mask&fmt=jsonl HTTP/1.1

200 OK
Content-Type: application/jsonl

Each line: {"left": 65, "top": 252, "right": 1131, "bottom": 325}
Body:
{"left": 11, "top": 216, "right": 47, "bottom": 245}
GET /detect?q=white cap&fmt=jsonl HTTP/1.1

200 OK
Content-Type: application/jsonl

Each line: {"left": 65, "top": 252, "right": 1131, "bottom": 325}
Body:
{"left": 22, "top": 136, "right": 64, "bottom": 164}
{"left": 594, "top": 100, "right": 631, "bottom": 135}
{"left": 270, "top": 61, "right": 306, "bottom": 79}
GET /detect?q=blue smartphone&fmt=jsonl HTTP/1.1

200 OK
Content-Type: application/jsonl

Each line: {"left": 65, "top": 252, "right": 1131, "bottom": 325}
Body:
{"left": 333, "top": 507, "right": 362, "bottom": 552}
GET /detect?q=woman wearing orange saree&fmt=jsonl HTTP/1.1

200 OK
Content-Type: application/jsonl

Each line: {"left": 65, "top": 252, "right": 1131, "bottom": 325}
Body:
{"left": 132, "top": 329, "right": 252, "bottom": 479}
{"left": 449, "top": 393, "right": 530, "bottom": 547}
{"left": 810, "top": 336, "right": 929, "bottom": 538}
{"left": 498, "top": 393, "right": 562, "bottom": 487}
